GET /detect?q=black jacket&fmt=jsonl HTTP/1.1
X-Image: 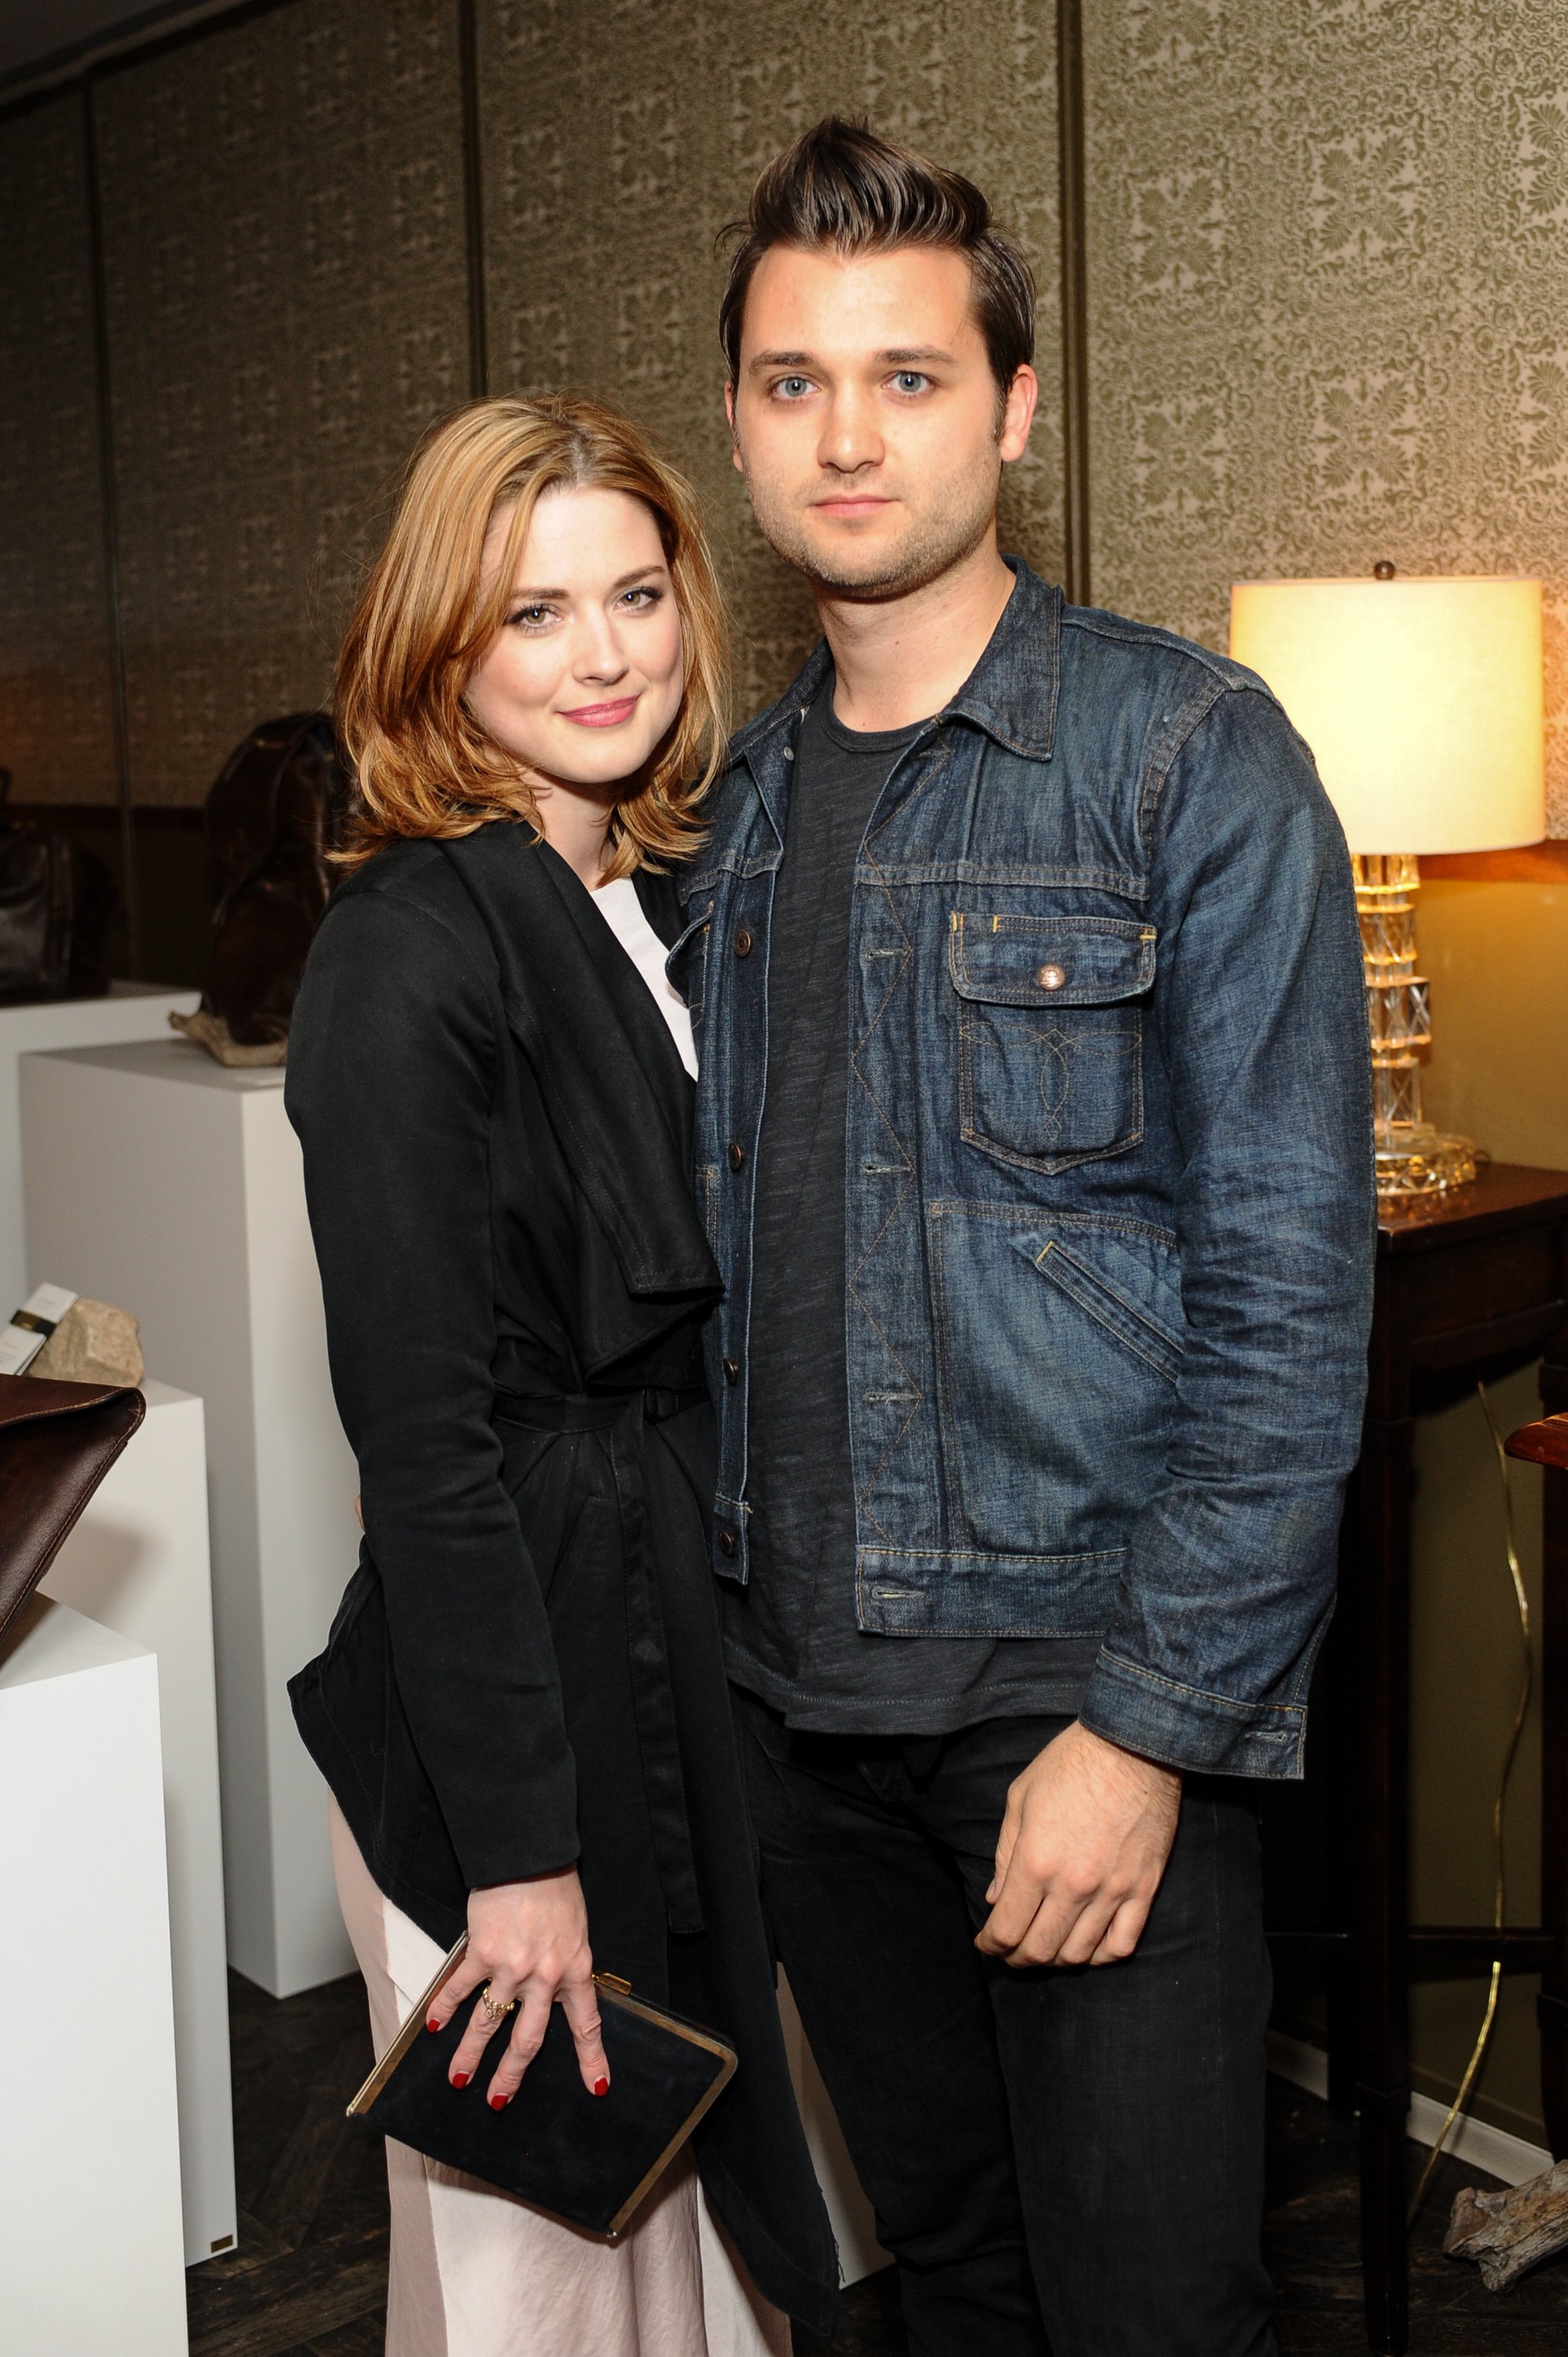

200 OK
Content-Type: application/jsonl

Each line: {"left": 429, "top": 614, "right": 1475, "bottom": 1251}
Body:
{"left": 284, "top": 823, "right": 837, "bottom": 2332}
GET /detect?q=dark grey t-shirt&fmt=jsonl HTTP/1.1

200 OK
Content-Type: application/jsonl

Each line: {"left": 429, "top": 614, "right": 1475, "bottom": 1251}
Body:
{"left": 720, "top": 680, "right": 1099, "bottom": 1733}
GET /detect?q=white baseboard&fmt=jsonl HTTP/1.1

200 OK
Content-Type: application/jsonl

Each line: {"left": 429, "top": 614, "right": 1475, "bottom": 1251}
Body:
{"left": 1266, "top": 2029, "right": 1553, "bottom": 2188}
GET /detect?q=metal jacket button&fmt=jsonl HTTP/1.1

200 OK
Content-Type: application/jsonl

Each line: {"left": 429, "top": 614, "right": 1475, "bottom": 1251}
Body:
{"left": 718, "top": 1527, "right": 738, "bottom": 1558}
{"left": 1037, "top": 963, "right": 1066, "bottom": 991}
{"left": 722, "top": 1357, "right": 740, "bottom": 1384}
{"left": 727, "top": 1140, "right": 746, "bottom": 1171}
{"left": 735, "top": 928, "right": 753, "bottom": 958}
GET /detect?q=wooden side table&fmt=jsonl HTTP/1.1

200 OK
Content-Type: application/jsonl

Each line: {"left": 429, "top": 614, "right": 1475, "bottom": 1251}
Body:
{"left": 1273, "top": 1164, "right": 1568, "bottom": 2355}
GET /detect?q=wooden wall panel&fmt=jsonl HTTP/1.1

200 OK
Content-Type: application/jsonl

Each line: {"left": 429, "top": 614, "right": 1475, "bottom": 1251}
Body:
{"left": 1083, "top": 0, "right": 1568, "bottom": 835}
{"left": 0, "top": 93, "right": 116, "bottom": 804}
{"left": 478, "top": 0, "right": 1066, "bottom": 717}
{"left": 93, "top": 0, "right": 469, "bottom": 805}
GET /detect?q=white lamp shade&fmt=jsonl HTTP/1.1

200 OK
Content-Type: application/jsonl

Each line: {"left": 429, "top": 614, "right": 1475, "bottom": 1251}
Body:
{"left": 1228, "top": 576, "right": 1545, "bottom": 854}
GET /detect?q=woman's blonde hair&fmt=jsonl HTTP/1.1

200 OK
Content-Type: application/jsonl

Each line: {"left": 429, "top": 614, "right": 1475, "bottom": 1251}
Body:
{"left": 335, "top": 394, "right": 728, "bottom": 874}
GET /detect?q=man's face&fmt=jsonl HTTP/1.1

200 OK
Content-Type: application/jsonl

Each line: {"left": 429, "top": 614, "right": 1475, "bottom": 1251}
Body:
{"left": 727, "top": 242, "right": 1036, "bottom": 600}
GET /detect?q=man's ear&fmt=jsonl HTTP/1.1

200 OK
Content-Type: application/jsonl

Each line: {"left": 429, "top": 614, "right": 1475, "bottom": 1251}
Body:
{"left": 998, "top": 364, "right": 1039, "bottom": 464}
{"left": 725, "top": 379, "right": 744, "bottom": 475}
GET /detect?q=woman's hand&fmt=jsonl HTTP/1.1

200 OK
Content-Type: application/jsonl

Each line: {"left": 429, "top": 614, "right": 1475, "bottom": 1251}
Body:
{"left": 426, "top": 1868, "right": 609, "bottom": 2108}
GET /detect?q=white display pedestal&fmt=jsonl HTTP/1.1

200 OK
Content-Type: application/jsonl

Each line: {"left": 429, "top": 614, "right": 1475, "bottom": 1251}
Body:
{"left": 21, "top": 1037, "right": 358, "bottom": 1996}
{"left": 0, "top": 982, "right": 198, "bottom": 1316}
{"left": 0, "top": 1596, "right": 187, "bottom": 2355}
{"left": 42, "top": 1380, "right": 236, "bottom": 2266}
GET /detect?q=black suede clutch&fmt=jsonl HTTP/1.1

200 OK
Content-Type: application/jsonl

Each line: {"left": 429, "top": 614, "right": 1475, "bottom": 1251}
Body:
{"left": 346, "top": 1936, "right": 737, "bottom": 2240}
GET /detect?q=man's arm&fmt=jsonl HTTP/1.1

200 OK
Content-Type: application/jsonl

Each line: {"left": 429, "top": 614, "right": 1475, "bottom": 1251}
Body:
{"left": 979, "top": 680, "right": 1373, "bottom": 1968}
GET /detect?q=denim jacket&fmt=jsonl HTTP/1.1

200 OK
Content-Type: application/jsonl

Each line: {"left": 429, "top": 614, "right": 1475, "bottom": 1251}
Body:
{"left": 673, "top": 560, "right": 1375, "bottom": 1777}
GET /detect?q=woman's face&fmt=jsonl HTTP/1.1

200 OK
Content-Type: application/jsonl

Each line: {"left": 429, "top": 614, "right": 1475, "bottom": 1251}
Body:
{"left": 465, "top": 485, "right": 685, "bottom": 797}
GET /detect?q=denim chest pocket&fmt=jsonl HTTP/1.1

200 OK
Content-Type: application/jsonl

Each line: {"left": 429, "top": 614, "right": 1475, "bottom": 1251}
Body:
{"left": 948, "top": 912, "right": 1156, "bottom": 1175}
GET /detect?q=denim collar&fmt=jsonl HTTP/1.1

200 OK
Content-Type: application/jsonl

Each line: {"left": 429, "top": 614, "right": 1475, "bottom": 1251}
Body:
{"left": 731, "top": 555, "right": 1061, "bottom": 766}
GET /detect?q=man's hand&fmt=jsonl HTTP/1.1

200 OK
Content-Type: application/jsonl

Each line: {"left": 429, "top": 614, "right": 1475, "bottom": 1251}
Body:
{"left": 974, "top": 1721, "right": 1182, "bottom": 1969}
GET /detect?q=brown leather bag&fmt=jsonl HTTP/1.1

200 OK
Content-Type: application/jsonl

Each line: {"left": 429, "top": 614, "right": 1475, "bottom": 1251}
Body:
{"left": 196, "top": 712, "right": 354, "bottom": 1051}
{"left": 0, "top": 1373, "right": 146, "bottom": 1645}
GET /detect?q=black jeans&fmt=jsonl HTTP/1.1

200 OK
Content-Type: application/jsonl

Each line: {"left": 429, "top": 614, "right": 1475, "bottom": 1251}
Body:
{"left": 736, "top": 1697, "right": 1277, "bottom": 2357}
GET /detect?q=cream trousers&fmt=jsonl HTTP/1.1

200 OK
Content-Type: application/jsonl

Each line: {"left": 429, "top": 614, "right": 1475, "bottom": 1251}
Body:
{"left": 328, "top": 1798, "right": 792, "bottom": 2357}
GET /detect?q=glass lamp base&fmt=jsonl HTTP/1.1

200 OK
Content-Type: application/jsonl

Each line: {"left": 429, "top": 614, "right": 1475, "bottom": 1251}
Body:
{"left": 1374, "top": 1122, "right": 1483, "bottom": 1200}
{"left": 1354, "top": 856, "right": 1485, "bottom": 1204}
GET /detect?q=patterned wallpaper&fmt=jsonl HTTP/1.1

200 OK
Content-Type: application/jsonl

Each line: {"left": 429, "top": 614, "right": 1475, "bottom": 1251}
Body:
{"left": 0, "top": 94, "right": 117, "bottom": 804}
{"left": 2, "top": 0, "right": 1563, "bottom": 825}
{"left": 92, "top": 0, "right": 469, "bottom": 805}
{"left": 1084, "top": 0, "right": 1568, "bottom": 835}
{"left": 478, "top": 0, "right": 1065, "bottom": 719}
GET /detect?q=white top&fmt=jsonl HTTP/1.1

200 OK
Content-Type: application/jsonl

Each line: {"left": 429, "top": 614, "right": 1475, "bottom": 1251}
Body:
{"left": 590, "top": 876, "right": 698, "bottom": 1080}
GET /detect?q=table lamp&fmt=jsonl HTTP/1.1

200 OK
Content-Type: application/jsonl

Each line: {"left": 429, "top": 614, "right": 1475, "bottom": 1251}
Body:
{"left": 1229, "top": 570, "right": 1545, "bottom": 1199}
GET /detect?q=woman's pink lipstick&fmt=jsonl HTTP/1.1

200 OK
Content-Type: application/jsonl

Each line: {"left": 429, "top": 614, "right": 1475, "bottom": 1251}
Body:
{"left": 559, "top": 695, "right": 639, "bottom": 728}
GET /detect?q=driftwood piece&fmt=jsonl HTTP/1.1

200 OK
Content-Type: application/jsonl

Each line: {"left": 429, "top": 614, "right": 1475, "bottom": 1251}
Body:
{"left": 31, "top": 1298, "right": 145, "bottom": 1387}
{"left": 1445, "top": 2158, "right": 1568, "bottom": 2291}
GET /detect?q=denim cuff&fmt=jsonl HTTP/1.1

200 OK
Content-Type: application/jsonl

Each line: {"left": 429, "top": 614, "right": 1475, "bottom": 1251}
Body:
{"left": 1079, "top": 1648, "right": 1307, "bottom": 1780}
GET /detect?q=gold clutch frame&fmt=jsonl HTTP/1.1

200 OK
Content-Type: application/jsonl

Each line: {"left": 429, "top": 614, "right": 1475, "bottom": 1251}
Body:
{"left": 346, "top": 1932, "right": 738, "bottom": 2241}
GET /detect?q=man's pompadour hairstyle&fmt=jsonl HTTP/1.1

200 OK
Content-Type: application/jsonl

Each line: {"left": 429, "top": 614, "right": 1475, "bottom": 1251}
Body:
{"left": 719, "top": 115, "right": 1035, "bottom": 395}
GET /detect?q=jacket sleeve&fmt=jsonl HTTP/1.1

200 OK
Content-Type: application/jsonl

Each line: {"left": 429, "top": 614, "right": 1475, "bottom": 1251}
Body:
{"left": 285, "top": 886, "right": 580, "bottom": 1882}
{"left": 1076, "top": 682, "right": 1376, "bottom": 1779}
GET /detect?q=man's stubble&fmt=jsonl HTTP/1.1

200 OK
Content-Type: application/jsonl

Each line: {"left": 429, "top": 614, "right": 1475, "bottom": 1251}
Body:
{"left": 738, "top": 456, "right": 1002, "bottom": 606}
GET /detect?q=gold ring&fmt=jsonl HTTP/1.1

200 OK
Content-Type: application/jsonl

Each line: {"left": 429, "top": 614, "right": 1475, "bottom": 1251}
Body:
{"left": 479, "top": 1983, "right": 516, "bottom": 2025}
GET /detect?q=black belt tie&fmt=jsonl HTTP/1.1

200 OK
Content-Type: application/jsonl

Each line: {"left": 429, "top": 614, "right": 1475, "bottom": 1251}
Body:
{"left": 496, "top": 1386, "right": 706, "bottom": 1937}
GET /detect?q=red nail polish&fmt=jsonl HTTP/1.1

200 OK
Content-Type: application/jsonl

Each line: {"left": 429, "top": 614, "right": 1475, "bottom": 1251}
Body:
{"left": 451, "top": 2072, "right": 470, "bottom": 2090}
{"left": 489, "top": 2091, "right": 508, "bottom": 2111}
{"left": 427, "top": 2017, "right": 441, "bottom": 2035}
{"left": 592, "top": 2076, "right": 609, "bottom": 2098}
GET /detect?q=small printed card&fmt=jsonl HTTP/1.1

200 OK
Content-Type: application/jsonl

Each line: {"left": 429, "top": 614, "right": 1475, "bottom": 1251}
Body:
{"left": 0, "top": 1283, "right": 79, "bottom": 1377}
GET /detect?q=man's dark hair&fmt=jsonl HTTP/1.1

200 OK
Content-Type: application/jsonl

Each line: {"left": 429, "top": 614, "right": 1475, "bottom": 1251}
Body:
{"left": 719, "top": 115, "right": 1035, "bottom": 397}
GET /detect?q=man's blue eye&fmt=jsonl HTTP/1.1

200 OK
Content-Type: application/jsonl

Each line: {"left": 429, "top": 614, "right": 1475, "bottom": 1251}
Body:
{"left": 778, "top": 377, "right": 810, "bottom": 398}
{"left": 894, "top": 372, "right": 926, "bottom": 393}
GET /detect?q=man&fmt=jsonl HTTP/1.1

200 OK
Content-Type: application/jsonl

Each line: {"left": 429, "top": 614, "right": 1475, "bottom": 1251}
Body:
{"left": 677, "top": 117, "right": 1374, "bottom": 2357}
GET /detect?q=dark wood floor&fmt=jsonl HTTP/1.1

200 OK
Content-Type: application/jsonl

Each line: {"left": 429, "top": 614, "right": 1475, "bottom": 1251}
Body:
{"left": 189, "top": 1970, "right": 1568, "bottom": 2355}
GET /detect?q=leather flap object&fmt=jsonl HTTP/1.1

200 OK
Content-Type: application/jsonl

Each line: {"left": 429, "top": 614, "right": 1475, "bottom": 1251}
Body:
{"left": 948, "top": 912, "right": 1156, "bottom": 1006}
{"left": 0, "top": 1373, "right": 146, "bottom": 1644}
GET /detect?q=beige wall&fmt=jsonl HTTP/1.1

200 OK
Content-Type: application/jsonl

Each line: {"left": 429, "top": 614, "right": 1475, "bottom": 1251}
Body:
{"left": 1276, "top": 880, "right": 1568, "bottom": 2141}
{"left": 1400, "top": 882, "right": 1568, "bottom": 2139}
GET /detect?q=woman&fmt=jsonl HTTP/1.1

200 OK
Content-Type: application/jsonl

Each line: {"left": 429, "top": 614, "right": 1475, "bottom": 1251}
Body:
{"left": 284, "top": 395, "right": 837, "bottom": 2355}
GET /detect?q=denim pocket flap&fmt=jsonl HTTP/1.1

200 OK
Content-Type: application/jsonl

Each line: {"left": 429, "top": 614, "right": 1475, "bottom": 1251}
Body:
{"left": 665, "top": 898, "right": 713, "bottom": 1009}
{"left": 948, "top": 913, "right": 1156, "bottom": 1006}
{"left": 1024, "top": 1233, "right": 1185, "bottom": 1381}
